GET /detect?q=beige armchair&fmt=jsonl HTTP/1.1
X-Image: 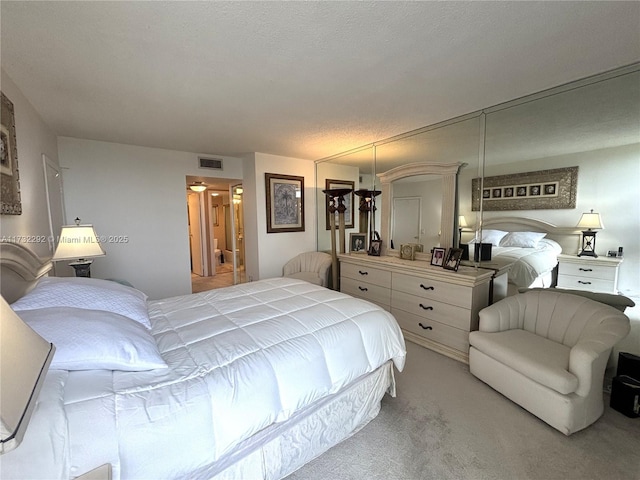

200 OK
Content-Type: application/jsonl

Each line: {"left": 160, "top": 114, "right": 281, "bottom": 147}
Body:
{"left": 282, "top": 252, "right": 332, "bottom": 287}
{"left": 469, "top": 290, "right": 630, "bottom": 435}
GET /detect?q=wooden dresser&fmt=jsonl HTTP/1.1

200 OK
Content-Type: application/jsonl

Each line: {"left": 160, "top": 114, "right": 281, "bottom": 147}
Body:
{"left": 339, "top": 254, "right": 497, "bottom": 363}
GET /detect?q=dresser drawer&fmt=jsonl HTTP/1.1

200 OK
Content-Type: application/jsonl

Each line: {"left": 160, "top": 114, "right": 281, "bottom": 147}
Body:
{"left": 391, "top": 290, "right": 470, "bottom": 330}
{"left": 392, "top": 272, "right": 471, "bottom": 308}
{"left": 393, "top": 309, "right": 469, "bottom": 353}
{"left": 558, "top": 263, "right": 617, "bottom": 281}
{"left": 341, "top": 276, "right": 391, "bottom": 308}
{"left": 341, "top": 262, "right": 392, "bottom": 288}
{"left": 557, "top": 275, "right": 615, "bottom": 293}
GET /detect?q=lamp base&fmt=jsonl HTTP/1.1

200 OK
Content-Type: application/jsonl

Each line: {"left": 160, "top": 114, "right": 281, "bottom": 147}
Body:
{"left": 577, "top": 230, "right": 598, "bottom": 258}
{"left": 69, "top": 259, "right": 93, "bottom": 277}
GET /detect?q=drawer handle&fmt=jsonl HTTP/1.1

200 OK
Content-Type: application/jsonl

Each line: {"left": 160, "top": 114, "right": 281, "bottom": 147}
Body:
{"left": 358, "top": 270, "right": 369, "bottom": 276}
{"left": 579, "top": 268, "right": 593, "bottom": 272}
{"left": 418, "top": 323, "right": 433, "bottom": 330}
{"left": 358, "top": 286, "right": 368, "bottom": 292}
{"left": 420, "top": 284, "right": 434, "bottom": 291}
{"left": 419, "top": 304, "right": 434, "bottom": 311}
{"left": 578, "top": 281, "right": 592, "bottom": 285}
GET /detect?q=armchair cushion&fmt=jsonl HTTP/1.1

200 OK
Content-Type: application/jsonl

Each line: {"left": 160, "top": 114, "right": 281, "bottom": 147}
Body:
{"left": 470, "top": 329, "right": 577, "bottom": 394}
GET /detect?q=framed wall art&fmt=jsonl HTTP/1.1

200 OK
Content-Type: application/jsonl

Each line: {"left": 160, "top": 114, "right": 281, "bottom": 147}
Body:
{"left": 1, "top": 92, "right": 21, "bottom": 215}
{"left": 325, "top": 179, "right": 354, "bottom": 230}
{"left": 265, "top": 173, "right": 305, "bottom": 233}
{"left": 471, "top": 166, "right": 578, "bottom": 211}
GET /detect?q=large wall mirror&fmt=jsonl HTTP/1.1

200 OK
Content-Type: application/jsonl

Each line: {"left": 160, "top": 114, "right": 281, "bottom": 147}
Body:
{"left": 315, "top": 63, "right": 639, "bottom": 293}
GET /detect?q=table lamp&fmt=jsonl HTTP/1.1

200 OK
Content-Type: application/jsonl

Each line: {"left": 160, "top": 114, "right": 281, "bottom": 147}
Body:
{"left": 0, "top": 296, "right": 55, "bottom": 454}
{"left": 577, "top": 209, "right": 603, "bottom": 257}
{"left": 52, "top": 218, "right": 105, "bottom": 277}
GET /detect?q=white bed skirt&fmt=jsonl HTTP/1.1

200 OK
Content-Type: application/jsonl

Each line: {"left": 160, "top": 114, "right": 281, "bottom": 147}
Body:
{"left": 210, "top": 361, "right": 396, "bottom": 480}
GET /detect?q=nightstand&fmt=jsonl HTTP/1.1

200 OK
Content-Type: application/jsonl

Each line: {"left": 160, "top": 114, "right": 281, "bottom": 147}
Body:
{"left": 556, "top": 254, "right": 622, "bottom": 294}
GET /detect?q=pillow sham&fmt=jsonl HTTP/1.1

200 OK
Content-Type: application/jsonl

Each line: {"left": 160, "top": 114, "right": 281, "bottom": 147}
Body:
{"left": 500, "top": 231, "right": 547, "bottom": 248}
{"left": 17, "top": 307, "right": 167, "bottom": 371}
{"left": 469, "top": 229, "right": 508, "bottom": 246}
{"left": 11, "top": 276, "right": 151, "bottom": 329}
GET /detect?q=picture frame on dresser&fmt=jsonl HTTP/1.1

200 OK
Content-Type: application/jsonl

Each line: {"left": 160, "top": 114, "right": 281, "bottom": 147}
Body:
{"left": 443, "top": 248, "right": 463, "bottom": 271}
{"left": 349, "top": 232, "right": 367, "bottom": 253}
{"left": 430, "top": 247, "right": 446, "bottom": 266}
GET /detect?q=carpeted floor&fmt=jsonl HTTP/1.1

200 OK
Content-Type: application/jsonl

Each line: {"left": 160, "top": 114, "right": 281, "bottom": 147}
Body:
{"left": 287, "top": 341, "right": 640, "bottom": 480}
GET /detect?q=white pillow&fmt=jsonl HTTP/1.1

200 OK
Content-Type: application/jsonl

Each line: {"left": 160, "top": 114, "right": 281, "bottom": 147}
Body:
{"left": 470, "top": 229, "right": 508, "bottom": 246}
{"left": 500, "top": 231, "right": 547, "bottom": 248}
{"left": 17, "top": 307, "right": 167, "bottom": 371}
{"left": 12, "top": 276, "right": 151, "bottom": 329}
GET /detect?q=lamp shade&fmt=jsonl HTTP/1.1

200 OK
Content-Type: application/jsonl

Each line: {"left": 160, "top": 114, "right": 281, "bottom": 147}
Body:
{"left": 52, "top": 224, "right": 106, "bottom": 261}
{"left": 458, "top": 216, "right": 468, "bottom": 228}
{"left": 0, "top": 296, "right": 55, "bottom": 454}
{"left": 577, "top": 210, "right": 604, "bottom": 230}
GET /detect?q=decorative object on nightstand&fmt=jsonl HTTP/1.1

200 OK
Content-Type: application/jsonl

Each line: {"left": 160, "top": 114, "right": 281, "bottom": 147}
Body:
{"left": 52, "top": 218, "right": 105, "bottom": 277}
{"left": 577, "top": 209, "right": 603, "bottom": 257}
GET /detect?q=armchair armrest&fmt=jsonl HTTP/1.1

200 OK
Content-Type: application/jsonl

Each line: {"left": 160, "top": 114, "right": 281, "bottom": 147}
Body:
{"left": 569, "top": 314, "right": 631, "bottom": 397}
{"left": 478, "top": 295, "right": 525, "bottom": 333}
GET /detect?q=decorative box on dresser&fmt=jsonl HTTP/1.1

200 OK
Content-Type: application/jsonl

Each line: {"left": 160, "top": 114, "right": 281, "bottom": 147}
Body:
{"left": 556, "top": 254, "right": 622, "bottom": 294}
{"left": 339, "top": 254, "right": 497, "bottom": 363}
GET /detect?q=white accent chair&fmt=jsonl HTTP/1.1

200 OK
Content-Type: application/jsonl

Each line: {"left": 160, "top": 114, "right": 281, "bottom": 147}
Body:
{"left": 283, "top": 252, "right": 332, "bottom": 287}
{"left": 469, "top": 290, "right": 630, "bottom": 435}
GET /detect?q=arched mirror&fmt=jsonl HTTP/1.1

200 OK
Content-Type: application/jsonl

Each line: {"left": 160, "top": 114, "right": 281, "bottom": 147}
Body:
{"left": 378, "top": 162, "right": 463, "bottom": 255}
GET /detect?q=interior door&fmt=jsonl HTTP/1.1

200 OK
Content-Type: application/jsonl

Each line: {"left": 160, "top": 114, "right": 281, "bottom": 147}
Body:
{"left": 187, "top": 192, "right": 204, "bottom": 276}
{"left": 392, "top": 197, "right": 421, "bottom": 247}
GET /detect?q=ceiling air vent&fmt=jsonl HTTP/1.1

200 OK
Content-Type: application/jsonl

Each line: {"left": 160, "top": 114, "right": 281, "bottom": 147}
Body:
{"left": 199, "top": 157, "right": 223, "bottom": 170}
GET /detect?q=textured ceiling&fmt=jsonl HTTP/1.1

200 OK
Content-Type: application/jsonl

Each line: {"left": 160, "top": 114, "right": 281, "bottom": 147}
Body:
{"left": 2, "top": 1, "right": 639, "bottom": 161}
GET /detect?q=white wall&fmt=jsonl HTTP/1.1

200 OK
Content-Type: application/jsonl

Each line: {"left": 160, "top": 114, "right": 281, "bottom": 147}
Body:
{"left": 0, "top": 71, "right": 60, "bottom": 259}
{"left": 58, "top": 137, "right": 243, "bottom": 299}
{"left": 244, "top": 152, "right": 316, "bottom": 280}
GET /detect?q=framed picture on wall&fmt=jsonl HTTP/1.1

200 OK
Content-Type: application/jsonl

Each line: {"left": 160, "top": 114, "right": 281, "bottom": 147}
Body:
{"left": 325, "top": 179, "right": 354, "bottom": 230}
{"left": 265, "top": 173, "right": 305, "bottom": 233}
{"left": 1, "top": 92, "right": 21, "bottom": 215}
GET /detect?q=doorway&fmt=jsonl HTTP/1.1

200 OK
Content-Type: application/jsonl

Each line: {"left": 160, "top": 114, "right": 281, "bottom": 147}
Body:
{"left": 391, "top": 197, "right": 422, "bottom": 247}
{"left": 186, "top": 176, "right": 245, "bottom": 292}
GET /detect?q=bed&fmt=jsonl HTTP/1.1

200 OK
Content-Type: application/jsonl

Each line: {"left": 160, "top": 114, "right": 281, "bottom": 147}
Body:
{"left": 0, "top": 242, "right": 406, "bottom": 480}
{"left": 464, "top": 217, "right": 581, "bottom": 295}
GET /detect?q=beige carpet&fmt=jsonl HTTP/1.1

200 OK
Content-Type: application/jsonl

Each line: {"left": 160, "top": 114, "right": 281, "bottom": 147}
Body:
{"left": 287, "top": 341, "right": 640, "bottom": 480}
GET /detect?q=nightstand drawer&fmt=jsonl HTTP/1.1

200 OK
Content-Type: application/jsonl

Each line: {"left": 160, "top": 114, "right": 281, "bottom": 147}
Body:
{"left": 340, "top": 277, "right": 391, "bottom": 308}
{"left": 558, "top": 263, "right": 617, "bottom": 281}
{"left": 341, "top": 262, "right": 391, "bottom": 288}
{"left": 557, "top": 275, "right": 615, "bottom": 293}
{"left": 391, "top": 290, "right": 469, "bottom": 330}
{"left": 393, "top": 309, "right": 469, "bottom": 353}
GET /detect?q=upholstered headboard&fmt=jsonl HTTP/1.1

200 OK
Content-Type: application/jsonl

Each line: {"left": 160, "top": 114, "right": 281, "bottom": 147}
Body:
{"left": 0, "top": 243, "right": 52, "bottom": 303}
{"left": 472, "top": 217, "right": 581, "bottom": 254}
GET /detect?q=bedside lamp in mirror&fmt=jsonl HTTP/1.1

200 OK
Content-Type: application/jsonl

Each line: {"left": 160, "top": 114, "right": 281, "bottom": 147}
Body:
{"left": 577, "top": 209, "right": 603, "bottom": 257}
{"left": 52, "top": 218, "right": 105, "bottom": 277}
{"left": 0, "top": 296, "right": 55, "bottom": 454}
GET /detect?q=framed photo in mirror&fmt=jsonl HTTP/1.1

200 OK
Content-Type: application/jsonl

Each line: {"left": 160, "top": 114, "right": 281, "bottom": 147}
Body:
{"left": 325, "top": 179, "right": 354, "bottom": 230}
{"left": 443, "top": 248, "right": 463, "bottom": 271}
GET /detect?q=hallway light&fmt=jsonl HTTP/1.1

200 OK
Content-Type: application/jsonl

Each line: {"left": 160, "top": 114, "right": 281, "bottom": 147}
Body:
{"left": 189, "top": 182, "right": 207, "bottom": 192}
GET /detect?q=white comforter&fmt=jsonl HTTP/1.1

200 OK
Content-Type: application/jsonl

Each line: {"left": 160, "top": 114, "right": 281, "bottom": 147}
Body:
{"left": 2, "top": 278, "right": 406, "bottom": 479}
{"left": 491, "top": 246, "right": 558, "bottom": 287}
